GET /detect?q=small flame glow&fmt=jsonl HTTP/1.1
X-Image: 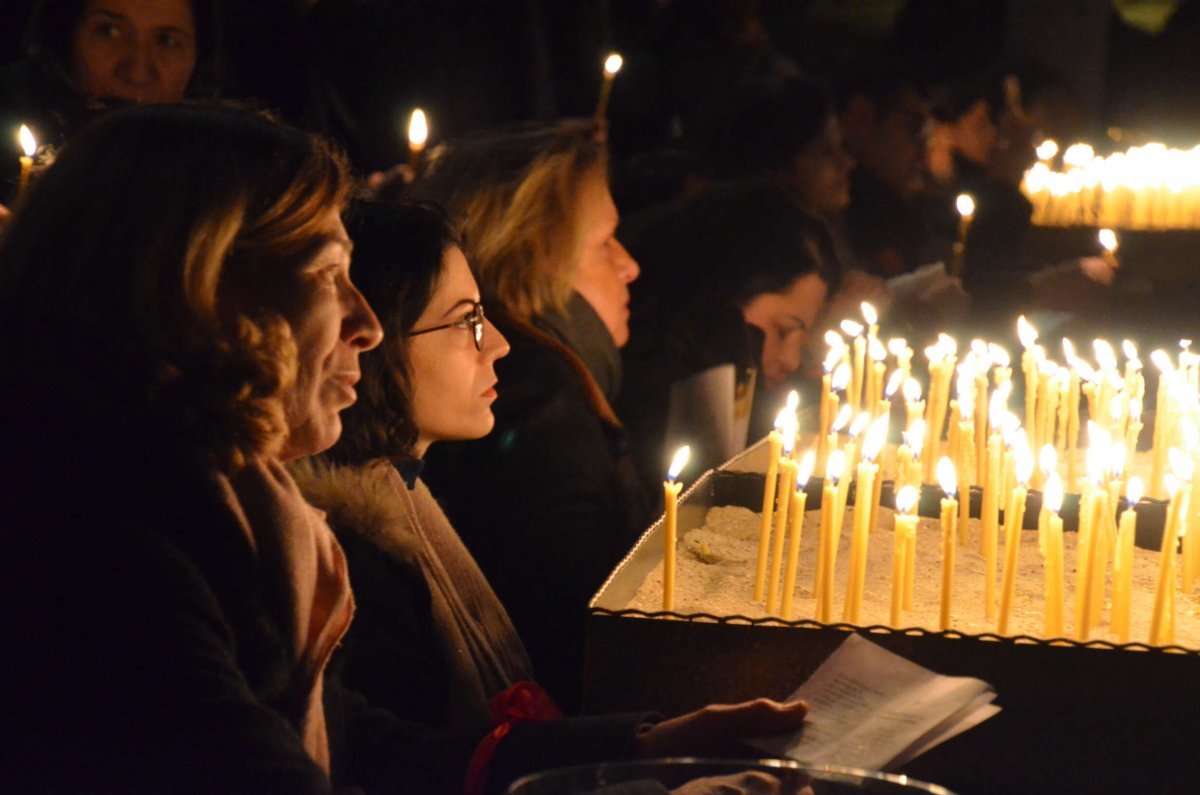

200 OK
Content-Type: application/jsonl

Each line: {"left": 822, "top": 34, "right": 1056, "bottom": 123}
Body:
{"left": 796, "top": 450, "right": 815, "bottom": 490}
{"left": 667, "top": 445, "right": 690, "bottom": 481}
{"left": 849, "top": 412, "right": 871, "bottom": 438}
{"left": 905, "top": 419, "right": 926, "bottom": 456}
{"left": 903, "top": 378, "right": 923, "bottom": 402}
{"left": 1150, "top": 349, "right": 1173, "bottom": 373}
{"left": 1182, "top": 418, "right": 1199, "bottom": 451}
{"left": 1017, "top": 315, "right": 1038, "bottom": 349}
{"left": 885, "top": 368, "right": 905, "bottom": 398}
{"left": 774, "top": 409, "right": 791, "bottom": 431}
{"left": 407, "top": 108, "right": 428, "bottom": 148}
{"left": 863, "top": 416, "right": 889, "bottom": 461}
{"left": 1111, "top": 442, "right": 1127, "bottom": 479}
{"left": 888, "top": 337, "right": 908, "bottom": 356}
{"left": 1039, "top": 444, "right": 1057, "bottom": 476}
{"left": 1063, "top": 142, "right": 1095, "bottom": 167}
{"left": 18, "top": 124, "right": 36, "bottom": 157}
{"left": 1098, "top": 228, "right": 1118, "bottom": 253}
{"left": 1130, "top": 395, "right": 1143, "bottom": 421}
{"left": 1166, "top": 474, "right": 1180, "bottom": 498}
{"left": 825, "top": 330, "right": 845, "bottom": 349}
{"left": 840, "top": 319, "right": 864, "bottom": 337}
{"left": 832, "top": 404, "right": 852, "bottom": 432}
{"left": 603, "top": 52, "right": 624, "bottom": 76}
{"left": 1170, "top": 447, "right": 1194, "bottom": 483}
{"left": 1036, "top": 139, "right": 1059, "bottom": 160}
{"left": 1123, "top": 339, "right": 1138, "bottom": 361}
{"left": 988, "top": 343, "right": 1011, "bottom": 367}
{"left": 869, "top": 336, "right": 887, "bottom": 361}
{"left": 956, "top": 193, "right": 976, "bottom": 218}
{"left": 895, "top": 485, "right": 919, "bottom": 514}
{"left": 861, "top": 301, "right": 878, "bottom": 326}
{"left": 1015, "top": 439, "right": 1034, "bottom": 484}
{"left": 823, "top": 346, "right": 843, "bottom": 374}
{"left": 1044, "top": 472, "right": 1064, "bottom": 513}
{"left": 785, "top": 390, "right": 800, "bottom": 412}
{"left": 1094, "top": 339, "right": 1117, "bottom": 370}
{"left": 937, "top": 333, "right": 958, "bottom": 356}
{"left": 832, "top": 362, "right": 851, "bottom": 391}
{"left": 937, "top": 456, "right": 957, "bottom": 497}
{"left": 989, "top": 383, "right": 1010, "bottom": 424}
{"left": 827, "top": 450, "right": 846, "bottom": 483}
{"left": 1127, "top": 476, "right": 1144, "bottom": 506}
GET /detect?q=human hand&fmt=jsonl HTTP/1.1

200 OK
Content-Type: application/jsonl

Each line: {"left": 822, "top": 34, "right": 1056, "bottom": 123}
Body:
{"left": 1077, "top": 255, "right": 1116, "bottom": 286}
{"left": 634, "top": 698, "right": 808, "bottom": 760}
{"left": 671, "top": 771, "right": 813, "bottom": 795}
{"left": 988, "top": 110, "right": 1037, "bottom": 187}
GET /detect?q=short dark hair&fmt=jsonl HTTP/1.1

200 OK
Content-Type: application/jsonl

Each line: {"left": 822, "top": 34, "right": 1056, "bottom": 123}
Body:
{"left": 327, "top": 201, "right": 462, "bottom": 466}
{"left": 833, "top": 55, "right": 923, "bottom": 115}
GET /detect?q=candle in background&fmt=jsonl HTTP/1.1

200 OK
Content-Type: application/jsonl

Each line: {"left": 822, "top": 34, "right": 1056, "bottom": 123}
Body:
{"left": 844, "top": 417, "right": 887, "bottom": 624}
{"left": 891, "top": 485, "right": 920, "bottom": 627}
{"left": 594, "top": 52, "right": 623, "bottom": 123}
{"left": 882, "top": 368, "right": 905, "bottom": 424}
{"left": 1038, "top": 445, "right": 1058, "bottom": 554}
{"left": 1098, "top": 227, "right": 1119, "bottom": 270}
{"left": 980, "top": 387, "right": 1008, "bottom": 617}
{"left": 903, "top": 377, "right": 925, "bottom": 443}
{"left": 998, "top": 437, "right": 1033, "bottom": 634}
{"left": 842, "top": 319, "right": 867, "bottom": 413}
{"left": 1149, "top": 350, "right": 1173, "bottom": 499}
{"left": 754, "top": 410, "right": 786, "bottom": 601}
{"left": 1043, "top": 472, "right": 1066, "bottom": 638}
{"left": 896, "top": 418, "right": 924, "bottom": 493}
{"left": 867, "top": 336, "right": 888, "bottom": 418}
{"left": 816, "top": 451, "right": 846, "bottom": 622}
{"left": 949, "top": 192, "right": 975, "bottom": 277}
{"left": 890, "top": 336, "right": 914, "bottom": 381}
{"left": 1018, "top": 315, "right": 1039, "bottom": 453}
{"left": 817, "top": 342, "right": 842, "bottom": 475}
{"left": 406, "top": 108, "right": 428, "bottom": 172}
{"left": 766, "top": 431, "right": 799, "bottom": 614}
{"left": 1151, "top": 469, "right": 1187, "bottom": 645}
{"left": 661, "top": 445, "right": 690, "bottom": 611}
{"left": 1112, "top": 476, "right": 1143, "bottom": 642}
{"left": 937, "top": 456, "right": 959, "bottom": 630}
{"left": 17, "top": 124, "right": 35, "bottom": 198}
{"left": 972, "top": 340, "right": 992, "bottom": 486}
{"left": 781, "top": 451, "right": 816, "bottom": 619}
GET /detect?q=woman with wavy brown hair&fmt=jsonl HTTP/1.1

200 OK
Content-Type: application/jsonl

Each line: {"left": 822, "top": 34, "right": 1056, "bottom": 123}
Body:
{"left": 0, "top": 103, "right": 384, "bottom": 792}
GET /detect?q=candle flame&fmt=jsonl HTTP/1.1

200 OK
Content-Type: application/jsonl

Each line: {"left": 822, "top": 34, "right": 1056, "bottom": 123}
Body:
{"left": 667, "top": 445, "right": 690, "bottom": 481}
{"left": 1062, "top": 142, "right": 1095, "bottom": 167}
{"left": 903, "top": 377, "right": 922, "bottom": 402}
{"left": 603, "top": 52, "right": 623, "bottom": 76}
{"left": 1122, "top": 339, "right": 1138, "bottom": 361}
{"left": 1150, "top": 349, "right": 1173, "bottom": 373}
{"left": 840, "top": 319, "right": 864, "bottom": 337}
{"left": 774, "top": 408, "right": 791, "bottom": 431}
{"left": 1098, "top": 228, "right": 1118, "bottom": 253}
{"left": 1017, "top": 315, "right": 1038, "bottom": 349}
{"left": 905, "top": 419, "right": 926, "bottom": 456}
{"left": 1165, "top": 474, "right": 1180, "bottom": 498}
{"left": 827, "top": 450, "right": 846, "bottom": 483}
{"left": 1039, "top": 444, "right": 1057, "bottom": 476}
{"left": 989, "top": 383, "right": 1010, "bottom": 425}
{"left": 861, "top": 301, "right": 878, "bottom": 326}
{"left": 18, "top": 124, "right": 36, "bottom": 157}
{"left": 849, "top": 412, "right": 870, "bottom": 438}
{"left": 1044, "top": 472, "right": 1064, "bottom": 513}
{"left": 407, "top": 108, "right": 428, "bottom": 149}
{"left": 937, "top": 332, "right": 958, "bottom": 356}
{"left": 1093, "top": 339, "right": 1117, "bottom": 370}
{"left": 822, "top": 346, "right": 843, "bottom": 374}
{"left": 832, "top": 404, "right": 852, "bottom": 432}
{"left": 924, "top": 344, "right": 944, "bottom": 364}
{"left": 869, "top": 335, "right": 887, "bottom": 360}
{"left": 1127, "top": 476, "right": 1144, "bottom": 506}
{"left": 1109, "top": 442, "right": 1126, "bottom": 480}
{"left": 863, "top": 416, "right": 888, "bottom": 461}
{"left": 781, "top": 427, "right": 796, "bottom": 457}
{"left": 1110, "top": 394, "right": 1124, "bottom": 423}
{"left": 1170, "top": 447, "right": 1193, "bottom": 483}
{"left": 956, "top": 193, "right": 976, "bottom": 218}
{"left": 988, "top": 343, "right": 1011, "bottom": 367}
{"left": 887, "top": 337, "right": 908, "bottom": 356}
{"left": 832, "top": 362, "right": 851, "bottom": 391}
{"left": 885, "top": 368, "right": 905, "bottom": 398}
{"left": 895, "top": 485, "right": 919, "bottom": 514}
{"left": 1130, "top": 395, "right": 1143, "bottom": 421}
{"left": 937, "top": 456, "right": 957, "bottom": 497}
{"left": 825, "top": 330, "right": 845, "bottom": 349}
{"left": 796, "top": 450, "right": 815, "bottom": 490}
{"left": 1182, "top": 418, "right": 1199, "bottom": 451}
{"left": 785, "top": 390, "right": 800, "bottom": 412}
{"left": 1015, "top": 438, "right": 1034, "bottom": 484}
{"left": 1036, "top": 139, "right": 1059, "bottom": 160}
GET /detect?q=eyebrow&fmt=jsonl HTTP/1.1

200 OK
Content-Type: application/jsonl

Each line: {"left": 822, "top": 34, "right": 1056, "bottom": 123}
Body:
{"left": 87, "top": 9, "right": 195, "bottom": 37}
{"left": 439, "top": 297, "right": 478, "bottom": 321}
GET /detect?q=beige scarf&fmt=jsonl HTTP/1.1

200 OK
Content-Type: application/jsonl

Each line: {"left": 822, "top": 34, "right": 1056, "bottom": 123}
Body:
{"left": 222, "top": 457, "right": 354, "bottom": 775}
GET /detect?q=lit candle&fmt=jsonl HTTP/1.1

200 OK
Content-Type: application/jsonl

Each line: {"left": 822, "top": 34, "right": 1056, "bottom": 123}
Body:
{"left": 1036, "top": 138, "right": 1059, "bottom": 161}
{"left": 971, "top": 340, "right": 992, "bottom": 486}
{"left": 896, "top": 418, "right": 924, "bottom": 493}
{"left": 1038, "top": 444, "right": 1058, "bottom": 556}
{"left": 1149, "top": 349, "right": 1174, "bottom": 499}
{"left": 766, "top": 435, "right": 799, "bottom": 614}
{"left": 843, "top": 319, "right": 867, "bottom": 413}
{"left": 816, "top": 451, "right": 845, "bottom": 623}
{"left": 903, "top": 377, "right": 925, "bottom": 442}
{"left": 406, "top": 108, "right": 428, "bottom": 171}
{"left": 955, "top": 366, "right": 975, "bottom": 545}
{"left": 1043, "top": 472, "right": 1066, "bottom": 638}
{"left": 937, "top": 456, "right": 959, "bottom": 630}
{"left": 1151, "top": 465, "right": 1189, "bottom": 645}
{"left": 997, "top": 438, "right": 1033, "bottom": 634}
{"left": 1098, "top": 227, "right": 1119, "bottom": 270}
{"left": 844, "top": 417, "right": 887, "bottom": 624}
{"left": 890, "top": 337, "right": 913, "bottom": 382}
{"left": 817, "top": 339, "right": 843, "bottom": 475}
{"left": 867, "top": 336, "right": 888, "bottom": 418}
{"left": 17, "top": 124, "right": 35, "bottom": 199}
{"left": 1112, "top": 477, "right": 1143, "bottom": 642}
{"left": 1018, "top": 315, "right": 1039, "bottom": 454}
{"left": 594, "top": 52, "right": 623, "bottom": 123}
{"left": 781, "top": 451, "right": 815, "bottom": 620}
{"left": 891, "top": 485, "right": 919, "bottom": 627}
{"left": 949, "top": 193, "right": 975, "bottom": 277}
{"left": 754, "top": 410, "right": 787, "bottom": 601}
{"left": 661, "top": 445, "right": 690, "bottom": 611}
{"left": 980, "top": 387, "right": 1008, "bottom": 617}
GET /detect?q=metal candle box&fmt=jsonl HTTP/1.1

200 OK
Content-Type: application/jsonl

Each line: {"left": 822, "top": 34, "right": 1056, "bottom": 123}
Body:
{"left": 584, "top": 438, "right": 1200, "bottom": 793}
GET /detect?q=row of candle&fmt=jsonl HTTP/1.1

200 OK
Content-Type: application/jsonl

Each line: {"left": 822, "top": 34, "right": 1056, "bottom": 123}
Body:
{"left": 1023, "top": 140, "right": 1200, "bottom": 229}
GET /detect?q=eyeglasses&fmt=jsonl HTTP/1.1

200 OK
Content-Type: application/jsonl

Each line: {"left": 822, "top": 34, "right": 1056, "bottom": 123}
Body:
{"left": 407, "top": 302, "right": 486, "bottom": 351}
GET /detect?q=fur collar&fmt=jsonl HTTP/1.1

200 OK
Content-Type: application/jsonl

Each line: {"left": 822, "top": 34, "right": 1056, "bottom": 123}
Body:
{"left": 289, "top": 458, "right": 418, "bottom": 564}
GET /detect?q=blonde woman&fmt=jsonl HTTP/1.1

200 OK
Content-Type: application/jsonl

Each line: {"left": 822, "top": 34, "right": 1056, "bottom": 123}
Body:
{"left": 415, "top": 121, "right": 647, "bottom": 711}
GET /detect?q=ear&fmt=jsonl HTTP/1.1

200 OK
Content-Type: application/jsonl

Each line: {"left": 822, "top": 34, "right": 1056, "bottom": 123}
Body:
{"left": 839, "top": 95, "right": 877, "bottom": 142}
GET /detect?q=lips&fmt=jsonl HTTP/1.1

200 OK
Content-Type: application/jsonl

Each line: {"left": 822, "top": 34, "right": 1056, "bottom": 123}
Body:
{"left": 482, "top": 381, "right": 498, "bottom": 399}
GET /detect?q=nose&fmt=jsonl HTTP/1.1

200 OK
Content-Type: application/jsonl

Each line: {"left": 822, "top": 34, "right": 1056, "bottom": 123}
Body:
{"left": 776, "top": 336, "right": 804, "bottom": 378}
{"left": 344, "top": 283, "right": 384, "bottom": 351}
{"left": 483, "top": 317, "right": 510, "bottom": 360}
{"left": 116, "top": 40, "right": 160, "bottom": 90}
{"left": 613, "top": 238, "right": 639, "bottom": 283}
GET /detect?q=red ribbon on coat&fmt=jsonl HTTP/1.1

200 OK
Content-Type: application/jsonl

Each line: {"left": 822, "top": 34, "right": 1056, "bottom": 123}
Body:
{"left": 464, "top": 680, "right": 563, "bottom": 795}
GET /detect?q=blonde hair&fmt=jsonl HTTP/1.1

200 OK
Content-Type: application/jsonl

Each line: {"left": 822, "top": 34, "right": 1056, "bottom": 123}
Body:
{"left": 418, "top": 120, "right": 607, "bottom": 320}
{"left": 0, "top": 104, "right": 350, "bottom": 471}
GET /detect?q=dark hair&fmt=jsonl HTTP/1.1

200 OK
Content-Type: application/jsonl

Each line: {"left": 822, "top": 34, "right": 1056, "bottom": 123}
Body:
{"left": 833, "top": 55, "right": 923, "bottom": 115}
{"left": 23, "top": 0, "right": 224, "bottom": 99}
{"left": 327, "top": 201, "right": 461, "bottom": 466}
{"left": 0, "top": 102, "right": 350, "bottom": 469}
{"left": 688, "top": 76, "right": 835, "bottom": 180}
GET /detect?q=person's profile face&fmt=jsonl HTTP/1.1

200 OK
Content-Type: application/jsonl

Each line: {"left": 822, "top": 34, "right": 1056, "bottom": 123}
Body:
{"left": 71, "top": 0, "right": 198, "bottom": 105}
{"left": 871, "top": 87, "right": 930, "bottom": 198}
{"left": 272, "top": 210, "right": 384, "bottom": 460}
{"left": 407, "top": 246, "right": 510, "bottom": 454}
{"left": 571, "top": 170, "right": 640, "bottom": 348}
{"left": 790, "top": 114, "right": 855, "bottom": 216}
{"left": 742, "top": 272, "right": 828, "bottom": 389}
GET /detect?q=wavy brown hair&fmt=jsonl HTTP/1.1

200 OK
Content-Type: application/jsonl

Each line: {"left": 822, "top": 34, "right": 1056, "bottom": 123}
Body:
{"left": 415, "top": 119, "right": 606, "bottom": 321}
{"left": 0, "top": 103, "right": 350, "bottom": 471}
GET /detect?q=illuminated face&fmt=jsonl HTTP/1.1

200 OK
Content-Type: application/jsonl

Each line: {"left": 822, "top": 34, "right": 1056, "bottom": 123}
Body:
{"left": 860, "top": 87, "right": 930, "bottom": 199}
{"left": 408, "top": 247, "right": 510, "bottom": 454}
{"left": 790, "top": 115, "right": 855, "bottom": 216}
{"left": 274, "top": 211, "right": 384, "bottom": 460}
{"left": 572, "top": 171, "right": 640, "bottom": 348}
{"left": 742, "top": 273, "right": 828, "bottom": 388}
{"left": 72, "top": 0, "right": 198, "bottom": 104}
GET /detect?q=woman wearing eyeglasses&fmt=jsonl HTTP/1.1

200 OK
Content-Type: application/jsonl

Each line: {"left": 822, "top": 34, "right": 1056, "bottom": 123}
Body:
{"left": 295, "top": 201, "right": 808, "bottom": 795}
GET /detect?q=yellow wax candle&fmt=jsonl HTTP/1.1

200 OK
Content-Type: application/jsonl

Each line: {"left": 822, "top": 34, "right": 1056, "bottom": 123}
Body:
{"left": 754, "top": 420, "right": 785, "bottom": 601}
{"left": 766, "top": 456, "right": 799, "bottom": 614}
{"left": 981, "top": 430, "right": 1003, "bottom": 617}
{"left": 903, "top": 378, "right": 924, "bottom": 433}
{"left": 974, "top": 369, "right": 989, "bottom": 486}
{"left": 1186, "top": 455, "right": 1200, "bottom": 594}
{"left": 846, "top": 324, "right": 866, "bottom": 413}
{"left": 957, "top": 420, "right": 974, "bottom": 545}
{"left": 816, "top": 451, "right": 845, "bottom": 623}
{"left": 1112, "top": 478, "right": 1142, "bottom": 642}
{"left": 1077, "top": 488, "right": 1108, "bottom": 639}
{"left": 594, "top": 52, "right": 623, "bottom": 122}
{"left": 661, "top": 446, "right": 689, "bottom": 612}
{"left": 1018, "top": 315, "right": 1039, "bottom": 444}
{"left": 1066, "top": 371, "right": 1081, "bottom": 490}
{"left": 892, "top": 486, "right": 919, "bottom": 627}
{"left": 1043, "top": 473, "right": 1066, "bottom": 638}
{"left": 997, "top": 446, "right": 1032, "bottom": 634}
{"left": 937, "top": 457, "right": 958, "bottom": 630}
{"left": 1151, "top": 478, "right": 1186, "bottom": 645}
{"left": 817, "top": 372, "right": 832, "bottom": 474}
{"left": 781, "top": 452, "right": 815, "bottom": 620}
{"left": 17, "top": 124, "right": 36, "bottom": 199}
{"left": 844, "top": 419, "right": 887, "bottom": 623}
{"left": 1149, "top": 353, "right": 1173, "bottom": 499}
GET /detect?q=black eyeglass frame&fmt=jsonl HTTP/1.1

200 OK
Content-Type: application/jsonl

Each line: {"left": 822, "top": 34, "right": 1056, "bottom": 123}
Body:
{"left": 407, "top": 302, "right": 486, "bottom": 351}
